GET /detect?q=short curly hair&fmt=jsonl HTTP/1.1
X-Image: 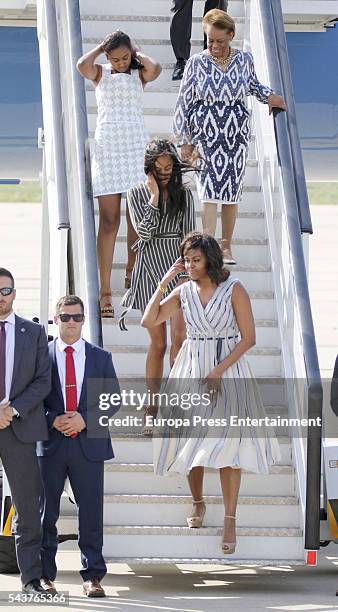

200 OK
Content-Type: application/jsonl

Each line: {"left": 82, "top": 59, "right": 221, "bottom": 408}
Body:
{"left": 202, "top": 9, "right": 236, "bottom": 34}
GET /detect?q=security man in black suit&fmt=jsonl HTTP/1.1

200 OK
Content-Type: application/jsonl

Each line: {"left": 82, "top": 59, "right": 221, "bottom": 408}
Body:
{"left": 170, "top": 0, "right": 228, "bottom": 80}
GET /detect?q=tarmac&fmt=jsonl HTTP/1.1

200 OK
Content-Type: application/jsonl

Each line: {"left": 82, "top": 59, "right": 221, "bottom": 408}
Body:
{"left": 0, "top": 201, "right": 337, "bottom": 611}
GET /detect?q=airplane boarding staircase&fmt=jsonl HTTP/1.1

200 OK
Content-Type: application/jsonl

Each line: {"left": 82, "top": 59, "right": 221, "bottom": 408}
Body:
{"left": 37, "top": 0, "right": 322, "bottom": 564}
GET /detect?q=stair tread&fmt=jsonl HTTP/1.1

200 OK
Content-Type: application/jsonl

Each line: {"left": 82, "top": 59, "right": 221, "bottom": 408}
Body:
{"left": 107, "top": 345, "right": 280, "bottom": 355}
{"left": 112, "top": 236, "right": 268, "bottom": 245}
{"left": 110, "top": 432, "right": 291, "bottom": 442}
{"left": 111, "top": 262, "right": 269, "bottom": 271}
{"left": 103, "top": 494, "right": 298, "bottom": 505}
{"left": 105, "top": 462, "right": 293, "bottom": 474}
{"left": 81, "top": 15, "right": 245, "bottom": 23}
{"left": 109, "top": 289, "right": 274, "bottom": 298}
{"left": 83, "top": 38, "right": 244, "bottom": 48}
{"left": 104, "top": 525, "right": 302, "bottom": 536}
{"left": 108, "top": 317, "right": 277, "bottom": 327}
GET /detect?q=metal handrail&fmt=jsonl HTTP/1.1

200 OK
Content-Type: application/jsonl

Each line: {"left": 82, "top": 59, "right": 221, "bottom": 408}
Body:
{"left": 64, "top": 0, "right": 102, "bottom": 347}
{"left": 270, "top": 0, "right": 313, "bottom": 234}
{"left": 258, "top": 0, "right": 323, "bottom": 552}
{"left": 37, "top": 0, "right": 70, "bottom": 229}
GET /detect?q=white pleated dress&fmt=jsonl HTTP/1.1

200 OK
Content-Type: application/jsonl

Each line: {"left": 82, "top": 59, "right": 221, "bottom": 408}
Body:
{"left": 92, "top": 65, "right": 148, "bottom": 197}
{"left": 153, "top": 276, "right": 281, "bottom": 476}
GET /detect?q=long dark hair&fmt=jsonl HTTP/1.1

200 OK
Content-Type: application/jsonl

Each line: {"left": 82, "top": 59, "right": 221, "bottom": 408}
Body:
{"left": 144, "top": 139, "right": 196, "bottom": 218}
{"left": 101, "top": 30, "right": 143, "bottom": 70}
{"left": 180, "top": 231, "right": 230, "bottom": 285}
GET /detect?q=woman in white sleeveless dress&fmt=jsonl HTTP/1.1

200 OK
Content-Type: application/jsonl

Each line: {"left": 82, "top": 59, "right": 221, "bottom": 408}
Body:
{"left": 141, "top": 231, "right": 280, "bottom": 554}
{"left": 77, "top": 31, "right": 161, "bottom": 317}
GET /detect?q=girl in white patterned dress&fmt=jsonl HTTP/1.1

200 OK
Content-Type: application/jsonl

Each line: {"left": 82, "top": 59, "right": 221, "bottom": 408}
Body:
{"left": 77, "top": 31, "right": 161, "bottom": 317}
{"left": 141, "top": 232, "right": 280, "bottom": 554}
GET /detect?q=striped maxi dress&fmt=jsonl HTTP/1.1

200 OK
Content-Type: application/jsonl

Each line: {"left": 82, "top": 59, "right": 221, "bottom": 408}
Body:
{"left": 153, "top": 275, "right": 281, "bottom": 475}
{"left": 119, "top": 182, "right": 195, "bottom": 330}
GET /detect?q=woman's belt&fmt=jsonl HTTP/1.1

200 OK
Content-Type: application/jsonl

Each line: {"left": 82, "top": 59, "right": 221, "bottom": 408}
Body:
{"left": 187, "top": 330, "right": 239, "bottom": 340}
{"left": 153, "top": 232, "right": 181, "bottom": 239}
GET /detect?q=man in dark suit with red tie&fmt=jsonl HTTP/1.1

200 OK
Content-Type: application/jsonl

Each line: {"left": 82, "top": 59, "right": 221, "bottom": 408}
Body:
{"left": 171, "top": 0, "right": 228, "bottom": 80}
{"left": 37, "top": 295, "right": 120, "bottom": 598}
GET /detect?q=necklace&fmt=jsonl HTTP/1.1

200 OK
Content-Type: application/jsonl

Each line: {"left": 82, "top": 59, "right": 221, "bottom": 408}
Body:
{"left": 209, "top": 47, "right": 233, "bottom": 68}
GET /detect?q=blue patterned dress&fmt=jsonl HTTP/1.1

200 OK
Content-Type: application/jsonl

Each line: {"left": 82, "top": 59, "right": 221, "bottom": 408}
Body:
{"left": 173, "top": 50, "right": 272, "bottom": 204}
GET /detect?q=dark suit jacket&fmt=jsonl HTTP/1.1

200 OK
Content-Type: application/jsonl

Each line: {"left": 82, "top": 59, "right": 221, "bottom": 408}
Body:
{"left": 36, "top": 339, "right": 120, "bottom": 461}
{"left": 9, "top": 315, "right": 50, "bottom": 443}
{"left": 331, "top": 355, "right": 338, "bottom": 417}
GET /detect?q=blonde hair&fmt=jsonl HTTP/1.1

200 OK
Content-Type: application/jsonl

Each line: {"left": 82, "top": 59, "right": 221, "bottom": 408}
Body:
{"left": 202, "top": 9, "right": 236, "bottom": 34}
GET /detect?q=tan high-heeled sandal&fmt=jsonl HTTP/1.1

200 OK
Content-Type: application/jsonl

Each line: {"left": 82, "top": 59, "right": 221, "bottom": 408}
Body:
{"left": 100, "top": 293, "right": 114, "bottom": 318}
{"left": 141, "top": 406, "right": 157, "bottom": 437}
{"left": 221, "top": 515, "right": 236, "bottom": 554}
{"left": 220, "top": 239, "right": 236, "bottom": 266}
{"left": 187, "top": 499, "right": 206, "bottom": 528}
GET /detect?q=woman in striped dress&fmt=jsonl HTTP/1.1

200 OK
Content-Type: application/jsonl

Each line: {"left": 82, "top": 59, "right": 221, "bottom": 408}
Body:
{"left": 120, "top": 139, "right": 195, "bottom": 432}
{"left": 141, "top": 232, "right": 280, "bottom": 554}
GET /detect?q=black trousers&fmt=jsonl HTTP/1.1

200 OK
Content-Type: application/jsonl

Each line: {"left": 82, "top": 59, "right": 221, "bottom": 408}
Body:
{"left": 0, "top": 427, "right": 42, "bottom": 586}
{"left": 170, "top": 0, "right": 229, "bottom": 61}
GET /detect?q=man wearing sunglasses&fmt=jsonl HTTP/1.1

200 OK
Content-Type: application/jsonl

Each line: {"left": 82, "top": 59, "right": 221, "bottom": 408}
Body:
{"left": 0, "top": 267, "right": 51, "bottom": 594}
{"left": 36, "top": 295, "right": 120, "bottom": 598}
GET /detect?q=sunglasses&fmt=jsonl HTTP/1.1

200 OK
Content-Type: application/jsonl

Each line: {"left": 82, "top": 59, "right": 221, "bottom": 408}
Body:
{"left": 0, "top": 287, "right": 14, "bottom": 297}
{"left": 58, "top": 313, "right": 84, "bottom": 323}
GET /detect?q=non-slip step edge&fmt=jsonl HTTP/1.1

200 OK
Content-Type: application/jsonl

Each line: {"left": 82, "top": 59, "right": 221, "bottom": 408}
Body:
{"left": 103, "top": 494, "right": 298, "bottom": 505}
{"left": 104, "top": 525, "right": 302, "bottom": 536}
{"left": 105, "top": 463, "right": 294, "bottom": 474}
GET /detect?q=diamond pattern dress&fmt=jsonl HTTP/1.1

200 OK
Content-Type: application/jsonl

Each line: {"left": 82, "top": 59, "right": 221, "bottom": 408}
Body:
{"left": 153, "top": 276, "right": 281, "bottom": 476}
{"left": 91, "top": 65, "right": 149, "bottom": 197}
{"left": 173, "top": 50, "right": 272, "bottom": 204}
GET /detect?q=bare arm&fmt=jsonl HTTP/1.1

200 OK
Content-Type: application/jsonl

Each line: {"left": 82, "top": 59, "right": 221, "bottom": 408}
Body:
{"left": 141, "top": 258, "right": 186, "bottom": 327}
{"left": 208, "top": 282, "right": 256, "bottom": 377}
{"left": 136, "top": 51, "right": 162, "bottom": 84}
{"left": 76, "top": 43, "right": 103, "bottom": 83}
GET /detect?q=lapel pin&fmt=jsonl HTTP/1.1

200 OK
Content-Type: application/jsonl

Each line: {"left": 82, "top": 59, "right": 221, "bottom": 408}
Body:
{"left": 20, "top": 328, "right": 26, "bottom": 333}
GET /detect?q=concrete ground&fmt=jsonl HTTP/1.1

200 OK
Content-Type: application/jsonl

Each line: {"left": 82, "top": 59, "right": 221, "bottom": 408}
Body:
{"left": 0, "top": 201, "right": 338, "bottom": 610}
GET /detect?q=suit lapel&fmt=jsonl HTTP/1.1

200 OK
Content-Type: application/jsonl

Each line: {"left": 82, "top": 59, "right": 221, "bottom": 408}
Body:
{"left": 10, "top": 316, "right": 28, "bottom": 395}
{"left": 78, "top": 341, "right": 93, "bottom": 408}
{"left": 52, "top": 339, "right": 64, "bottom": 408}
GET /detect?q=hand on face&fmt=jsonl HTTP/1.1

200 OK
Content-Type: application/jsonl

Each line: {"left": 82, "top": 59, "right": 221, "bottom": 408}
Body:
{"left": 145, "top": 172, "right": 160, "bottom": 198}
{"left": 161, "top": 257, "right": 186, "bottom": 286}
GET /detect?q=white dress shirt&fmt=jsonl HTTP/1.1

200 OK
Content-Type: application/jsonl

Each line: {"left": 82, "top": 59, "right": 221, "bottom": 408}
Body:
{"left": 0, "top": 310, "right": 15, "bottom": 403}
{"left": 55, "top": 337, "right": 86, "bottom": 409}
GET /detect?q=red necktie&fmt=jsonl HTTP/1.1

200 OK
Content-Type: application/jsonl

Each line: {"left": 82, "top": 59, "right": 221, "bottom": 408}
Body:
{"left": 65, "top": 346, "right": 77, "bottom": 438}
{"left": 0, "top": 321, "right": 6, "bottom": 402}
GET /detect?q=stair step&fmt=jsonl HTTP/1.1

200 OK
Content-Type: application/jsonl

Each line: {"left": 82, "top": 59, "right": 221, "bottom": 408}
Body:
{"left": 81, "top": 17, "right": 245, "bottom": 42}
{"left": 79, "top": 0, "right": 245, "bottom": 19}
{"left": 89, "top": 132, "right": 258, "bottom": 159}
{"left": 107, "top": 344, "right": 280, "bottom": 355}
{"left": 102, "top": 526, "right": 303, "bottom": 560}
{"left": 104, "top": 319, "right": 279, "bottom": 347}
{"left": 104, "top": 458, "right": 294, "bottom": 497}
{"left": 102, "top": 494, "right": 299, "bottom": 527}
{"left": 110, "top": 264, "right": 273, "bottom": 293}
{"left": 83, "top": 34, "right": 244, "bottom": 47}
{"left": 110, "top": 433, "right": 292, "bottom": 464}
{"left": 107, "top": 290, "right": 276, "bottom": 320}
{"left": 106, "top": 461, "right": 292, "bottom": 474}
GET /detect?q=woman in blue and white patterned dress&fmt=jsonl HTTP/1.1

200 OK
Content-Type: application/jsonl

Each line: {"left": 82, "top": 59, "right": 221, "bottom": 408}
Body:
{"left": 141, "top": 232, "right": 281, "bottom": 554}
{"left": 77, "top": 31, "right": 161, "bottom": 317}
{"left": 174, "top": 10, "right": 286, "bottom": 264}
